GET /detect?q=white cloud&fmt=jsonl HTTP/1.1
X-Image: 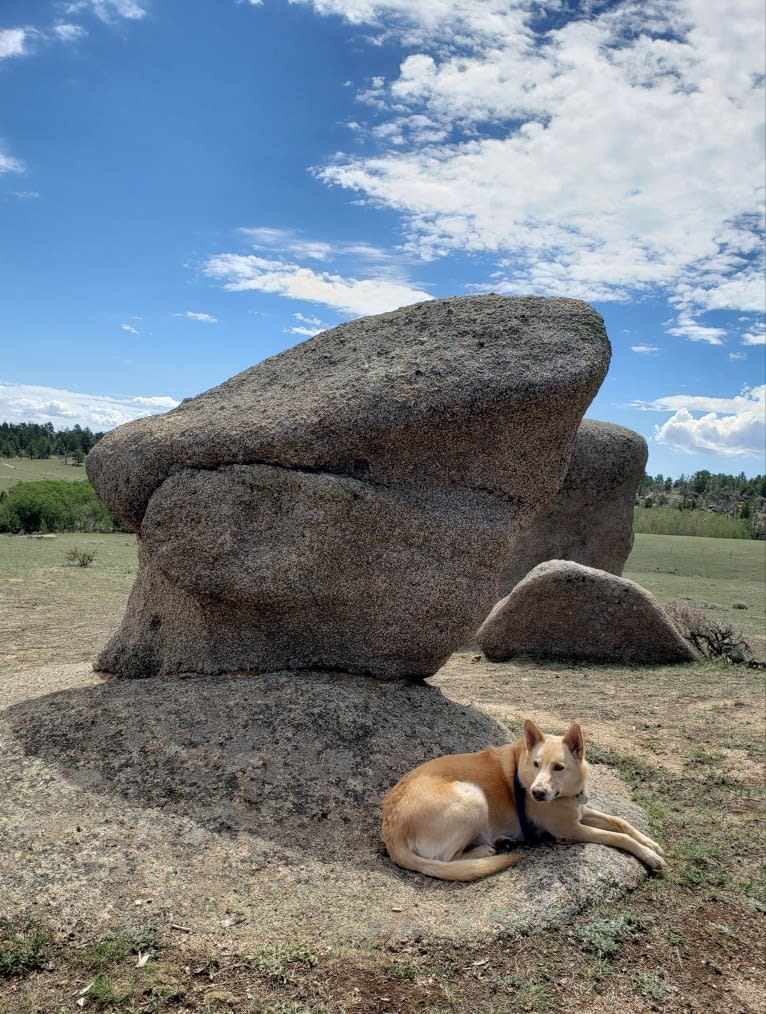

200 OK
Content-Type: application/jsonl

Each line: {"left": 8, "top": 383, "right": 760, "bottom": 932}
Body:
{"left": 283, "top": 311, "right": 328, "bottom": 337}
{"left": 633, "top": 387, "right": 766, "bottom": 416}
{"left": 204, "top": 252, "right": 431, "bottom": 316}
{"left": 0, "top": 28, "right": 28, "bottom": 58}
{"left": 729, "top": 351, "right": 747, "bottom": 361}
{"left": 120, "top": 323, "right": 139, "bottom": 334}
{"left": 633, "top": 385, "right": 765, "bottom": 457}
{"left": 64, "top": 1, "right": 146, "bottom": 22}
{"left": 12, "top": 190, "right": 39, "bottom": 199}
{"left": 240, "top": 226, "right": 335, "bottom": 262}
{"left": 304, "top": 0, "right": 764, "bottom": 320}
{"left": 53, "top": 23, "right": 87, "bottom": 42}
{"left": 176, "top": 311, "right": 218, "bottom": 323}
{"left": 0, "top": 383, "right": 179, "bottom": 431}
{"left": 631, "top": 345, "right": 660, "bottom": 354}
{"left": 667, "top": 312, "right": 726, "bottom": 346}
{"left": 294, "top": 312, "right": 324, "bottom": 327}
{"left": 239, "top": 226, "right": 396, "bottom": 268}
{"left": 285, "top": 325, "right": 324, "bottom": 337}
{"left": 0, "top": 149, "right": 25, "bottom": 174}
{"left": 742, "top": 322, "right": 766, "bottom": 346}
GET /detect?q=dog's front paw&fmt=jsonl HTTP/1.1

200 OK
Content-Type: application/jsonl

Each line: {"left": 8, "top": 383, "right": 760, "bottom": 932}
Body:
{"left": 493, "top": 837, "right": 520, "bottom": 854}
{"left": 642, "top": 847, "right": 666, "bottom": 872}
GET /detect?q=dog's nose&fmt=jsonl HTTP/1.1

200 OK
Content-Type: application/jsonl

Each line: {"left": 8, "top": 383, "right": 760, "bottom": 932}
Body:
{"left": 532, "top": 787, "right": 547, "bottom": 801}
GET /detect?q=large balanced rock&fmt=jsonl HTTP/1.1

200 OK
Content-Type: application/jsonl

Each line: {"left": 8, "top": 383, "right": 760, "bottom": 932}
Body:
{"left": 497, "top": 421, "right": 647, "bottom": 595}
{"left": 88, "top": 296, "right": 611, "bottom": 680}
{"left": 477, "top": 560, "right": 697, "bottom": 664}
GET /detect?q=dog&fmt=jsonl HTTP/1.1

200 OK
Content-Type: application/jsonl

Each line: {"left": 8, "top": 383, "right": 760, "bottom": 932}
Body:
{"left": 382, "top": 719, "right": 665, "bottom": 880}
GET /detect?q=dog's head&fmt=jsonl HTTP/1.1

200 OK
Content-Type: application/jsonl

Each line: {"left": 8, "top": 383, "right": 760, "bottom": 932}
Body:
{"left": 517, "top": 720, "right": 588, "bottom": 802}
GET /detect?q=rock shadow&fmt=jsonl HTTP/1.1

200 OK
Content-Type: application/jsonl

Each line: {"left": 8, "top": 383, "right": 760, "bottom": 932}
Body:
{"left": 6, "top": 670, "right": 513, "bottom": 870}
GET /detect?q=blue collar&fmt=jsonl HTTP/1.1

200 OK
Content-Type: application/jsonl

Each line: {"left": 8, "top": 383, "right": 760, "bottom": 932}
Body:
{"left": 514, "top": 771, "right": 536, "bottom": 842}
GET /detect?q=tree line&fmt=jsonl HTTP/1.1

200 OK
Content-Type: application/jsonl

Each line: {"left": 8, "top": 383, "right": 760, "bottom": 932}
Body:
{"left": 0, "top": 422, "right": 104, "bottom": 462}
{"left": 635, "top": 470, "right": 765, "bottom": 539}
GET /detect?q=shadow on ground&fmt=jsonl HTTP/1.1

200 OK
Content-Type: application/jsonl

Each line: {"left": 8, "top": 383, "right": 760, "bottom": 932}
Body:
{"left": 7, "top": 670, "right": 511, "bottom": 868}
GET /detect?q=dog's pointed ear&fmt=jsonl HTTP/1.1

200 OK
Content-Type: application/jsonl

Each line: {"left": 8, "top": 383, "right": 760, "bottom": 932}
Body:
{"left": 524, "top": 720, "right": 544, "bottom": 751}
{"left": 564, "top": 723, "right": 584, "bottom": 758}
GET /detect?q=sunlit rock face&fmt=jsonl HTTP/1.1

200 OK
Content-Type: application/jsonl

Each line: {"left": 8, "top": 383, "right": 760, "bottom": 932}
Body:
{"left": 477, "top": 560, "right": 697, "bottom": 665}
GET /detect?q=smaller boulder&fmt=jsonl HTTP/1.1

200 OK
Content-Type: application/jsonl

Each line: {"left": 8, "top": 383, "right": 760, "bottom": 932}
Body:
{"left": 477, "top": 560, "right": 697, "bottom": 664}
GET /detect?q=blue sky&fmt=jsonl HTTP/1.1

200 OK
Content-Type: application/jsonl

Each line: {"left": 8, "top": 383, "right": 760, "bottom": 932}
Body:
{"left": 1, "top": 0, "right": 764, "bottom": 479}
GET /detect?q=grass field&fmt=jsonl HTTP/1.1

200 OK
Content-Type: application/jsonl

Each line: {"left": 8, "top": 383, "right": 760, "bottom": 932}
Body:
{"left": 0, "top": 456, "right": 87, "bottom": 490}
{"left": 0, "top": 532, "right": 137, "bottom": 676}
{"left": 626, "top": 533, "right": 766, "bottom": 651}
{"left": 1, "top": 531, "right": 764, "bottom": 1013}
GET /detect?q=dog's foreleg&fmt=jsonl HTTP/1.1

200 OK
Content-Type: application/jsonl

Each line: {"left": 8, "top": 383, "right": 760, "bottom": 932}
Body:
{"left": 565, "top": 821, "right": 665, "bottom": 870}
{"left": 580, "top": 807, "right": 664, "bottom": 856}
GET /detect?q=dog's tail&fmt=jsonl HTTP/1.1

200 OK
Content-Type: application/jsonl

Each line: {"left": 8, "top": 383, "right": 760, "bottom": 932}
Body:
{"left": 384, "top": 838, "right": 522, "bottom": 881}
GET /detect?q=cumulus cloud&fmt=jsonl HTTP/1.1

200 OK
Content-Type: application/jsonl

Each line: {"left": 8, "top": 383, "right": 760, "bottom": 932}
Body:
{"left": 667, "top": 312, "right": 726, "bottom": 346}
{"left": 302, "top": 0, "right": 764, "bottom": 328}
{"left": 207, "top": 225, "right": 429, "bottom": 316}
{"left": 0, "top": 383, "right": 179, "bottom": 430}
{"left": 633, "top": 385, "right": 765, "bottom": 457}
{"left": 631, "top": 345, "right": 660, "bottom": 354}
{"left": 0, "top": 28, "right": 28, "bottom": 59}
{"left": 204, "top": 250, "right": 431, "bottom": 316}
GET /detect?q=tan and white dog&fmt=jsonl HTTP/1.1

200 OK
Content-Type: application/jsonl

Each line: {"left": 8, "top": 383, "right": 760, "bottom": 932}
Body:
{"left": 382, "top": 720, "right": 665, "bottom": 881}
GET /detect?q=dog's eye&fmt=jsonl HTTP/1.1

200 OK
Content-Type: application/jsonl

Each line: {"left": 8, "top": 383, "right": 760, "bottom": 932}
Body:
{"left": 553, "top": 763, "right": 564, "bottom": 771}
{"left": 533, "top": 761, "right": 540, "bottom": 768}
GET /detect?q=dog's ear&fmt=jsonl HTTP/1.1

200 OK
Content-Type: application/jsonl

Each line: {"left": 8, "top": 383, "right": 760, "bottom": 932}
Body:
{"left": 564, "top": 723, "right": 584, "bottom": 758}
{"left": 524, "top": 720, "right": 544, "bottom": 751}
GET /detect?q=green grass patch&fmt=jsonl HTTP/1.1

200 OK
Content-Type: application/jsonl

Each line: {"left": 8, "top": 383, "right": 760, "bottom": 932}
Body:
{"left": 635, "top": 969, "right": 678, "bottom": 1003}
{"left": 0, "top": 456, "right": 87, "bottom": 489}
{"left": 246, "top": 944, "right": 318, "bottom": 984}
{"left": 625, "top": 533, "right": 766, "bottom": 648}
{"left": 0, "top": 920, "right": 52, "bottom": 978}
{"left": 575, "top": 912, "right": 653, "bottom": 959}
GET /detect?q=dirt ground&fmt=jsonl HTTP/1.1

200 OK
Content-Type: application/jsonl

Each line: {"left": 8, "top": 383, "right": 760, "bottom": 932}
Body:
{"left": 1, "top": 534, "right": 764, "bottom": 1012}
{"left": 1, "top": 650, "right": 764, "bottom": 1013}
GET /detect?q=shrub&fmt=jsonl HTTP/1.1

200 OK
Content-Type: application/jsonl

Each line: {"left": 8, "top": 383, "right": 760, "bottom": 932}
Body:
{"left": 0, "top": 479, "right": 118, "bottom": 534}
{"left": 633, "top": 506, "right": 753, "bottom": 539}
{"left": 65, "top": 546, "right": 96, "bottom": 567}
{"left": 665, "top": 601, "right": 753, "bottom": 664}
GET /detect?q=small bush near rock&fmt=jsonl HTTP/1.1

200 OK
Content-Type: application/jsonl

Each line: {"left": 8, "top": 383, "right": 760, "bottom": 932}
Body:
{"left": 732, "top": 601, "right": 748, "bottom": 610}
{"left": 665, "top": 600, "right": 753, "bottom": 664}
{"left": 65, "top": 546, "right": 96, "bottom": 568}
